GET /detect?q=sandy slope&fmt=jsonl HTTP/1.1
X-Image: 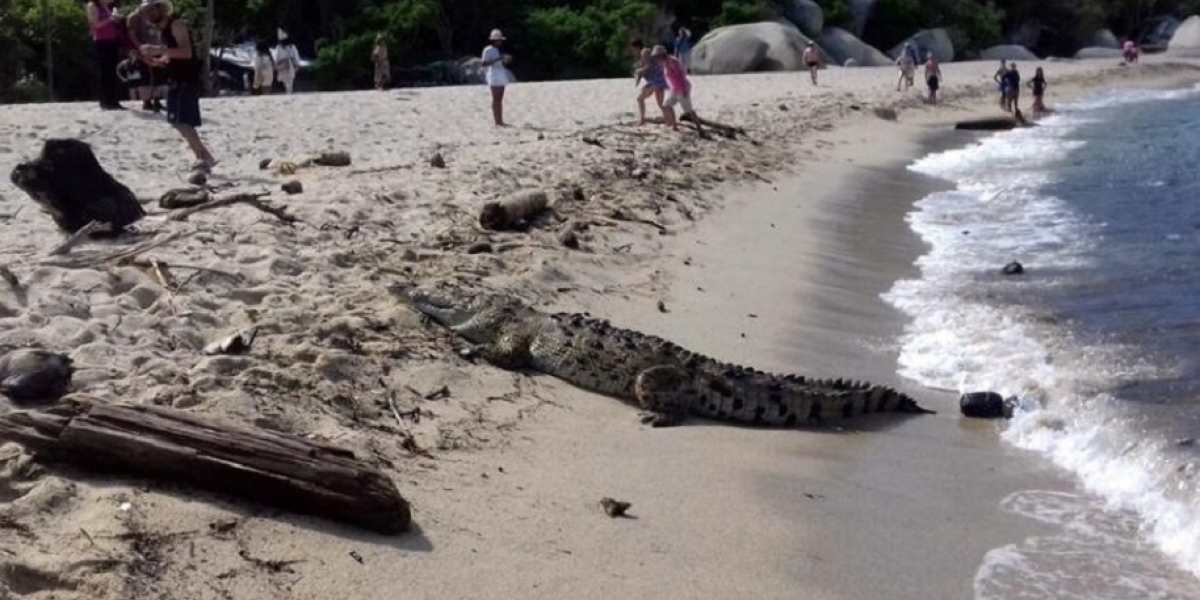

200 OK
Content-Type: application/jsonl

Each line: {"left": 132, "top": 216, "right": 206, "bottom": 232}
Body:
{"left": 0, "top": 57, "right": 1198, "bottom": 599}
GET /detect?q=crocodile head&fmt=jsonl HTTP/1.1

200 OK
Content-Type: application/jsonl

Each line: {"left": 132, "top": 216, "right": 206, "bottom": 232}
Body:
{"left": 389, "top": 283, "right": 528, "bottom": 344}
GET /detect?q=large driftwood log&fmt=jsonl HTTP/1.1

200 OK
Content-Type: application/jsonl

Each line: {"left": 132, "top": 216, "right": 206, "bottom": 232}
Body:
{"left": 479, "top": 190, "right": 550, "bottom": 231}
{"left": 0, "top": 401, "right": 411, "bottom": 534}
{"left": 9, "top": 139, "right": 146, "bottom": 236}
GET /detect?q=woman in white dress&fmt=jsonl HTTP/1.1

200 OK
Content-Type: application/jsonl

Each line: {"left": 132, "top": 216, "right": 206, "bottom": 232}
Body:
{"left": 273, "top": 28, "right": 301, "bottom": 94}
{"left": 481, "top": 29, "right": 512, "bottom": 127}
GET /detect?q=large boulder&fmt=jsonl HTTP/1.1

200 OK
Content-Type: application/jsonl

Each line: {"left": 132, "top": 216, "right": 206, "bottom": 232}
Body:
{"left": 1089, "top": 29, "right": 1121, "bottom": 49}
{"left": 1168, "top": 15, "right": 1200, "bottom": 57}
{"left": 888, "top": 28, "right": 954, "bottom": 63}
{"left": 847, "top": 0, "right": 877, "bottom": 37}
{"left": 1143, "top": 15, "right": 1183, "bottom": 50}
{"left": 780, "top": 0, "right": 823, "bottom": 38}
{"left": 818, "top": 27, "right": 892, "bottom": 67}
{"left": 980, "top": 44, "right": 1038, "bottom": 61}
{"left": 690, "top": 21, "right": 827, "bottom": 74}
{"left": 1074, "top": 46, "right": 1124, "bottom": 59}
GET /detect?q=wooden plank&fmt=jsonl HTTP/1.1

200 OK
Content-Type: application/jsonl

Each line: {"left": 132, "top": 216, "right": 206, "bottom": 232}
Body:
{"left": 0, "top": 401, "right": 411, "bottom": 534}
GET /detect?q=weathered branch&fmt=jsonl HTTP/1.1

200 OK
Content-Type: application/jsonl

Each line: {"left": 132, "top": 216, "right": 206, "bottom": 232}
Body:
{"left": 0, "top": 401, "right": 411, "bottom": 534}
{"left": 47, "top": 221, "right": 111, "bottom": 256}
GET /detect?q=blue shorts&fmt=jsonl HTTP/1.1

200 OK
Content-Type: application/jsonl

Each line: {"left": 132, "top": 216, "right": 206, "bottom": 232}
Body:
{"left": 167, "top": 84, "right": 202, "bottom": 128}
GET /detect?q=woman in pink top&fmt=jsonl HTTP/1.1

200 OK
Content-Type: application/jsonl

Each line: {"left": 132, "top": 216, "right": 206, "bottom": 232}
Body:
{"left": 653, "top": 45, "right": 693, "bottom": 130}
{"left": 87, "top": 0, "right": 124, "bottom": 110}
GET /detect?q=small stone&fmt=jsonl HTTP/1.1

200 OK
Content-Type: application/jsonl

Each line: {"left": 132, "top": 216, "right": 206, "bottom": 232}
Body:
{"left": 572, "top": 187, "right": 585, "bottom": 201}
{"left": 430, "top": 153, "right": 446, "bottom": 168}
{"left": 873, "top": 107, "right": 898, "bottom": 121}
{"left": 466, "top": 241, "right": 493, "bottom": 254}
{"left": 537, "top": 132, "right": 545, "bottom": 141}
{"left": 186, "top": 170, "right": 207, "bottom": 186}
{"left": 558, "top": 229, "right": 580, "bottom": 249}
{"left": 778, "top": 104, "right": 789, "bottom": 111}
{"left": 281, "top": 180, "right": 303, "bottom": 195}
{"left": 600, "top": 497, "right": 631, "bottom": 518}
{"left": 1001, "top": 261, "right": 1024, "bottom": 275}
{"left": 656, "top": 300, "right": 668, "bottom": 313}
{"left": 258, "top": 158, "right": 272, "bottom": 170}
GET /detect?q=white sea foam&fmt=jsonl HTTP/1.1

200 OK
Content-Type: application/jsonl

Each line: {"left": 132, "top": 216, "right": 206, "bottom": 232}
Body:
{"left": 883, "top": 85, "right": 1200, "bottom": 596}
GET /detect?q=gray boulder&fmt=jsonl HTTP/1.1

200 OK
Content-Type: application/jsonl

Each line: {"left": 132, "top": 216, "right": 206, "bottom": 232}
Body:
{"left": 1168, "top": 15, "right": 1200, "bottom": 57}
{"left": 1073, "top": 47, "right": 1124, "bottom": 59}
{"left": 780, "top": 0, "right": 824, "bottom": 38}
{"left": 819, "top": 27, "right": 892, "bottom": 67}
{"left": 1144, "top": 15, "right": 1183, "bottom": 49}
{"left": 847, "top": 0, "right": 877, "bottom": 37}
{"left": 980, "top": 45, "right": 1038, "bottom": 61}
{"left": 889, "top": 28, "right": 954, "bottom": 63}
{"left": 690, "top": 21, "right": 828, "bottom": 74}
{"left": 1089, "top": 28, "right": 1121, "bottom": 49}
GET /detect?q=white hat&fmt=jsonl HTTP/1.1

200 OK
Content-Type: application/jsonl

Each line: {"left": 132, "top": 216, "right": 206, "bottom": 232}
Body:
{"left": 489, "top": 29, "right": 506, "bottom": 41}
{"left": 278, "top": 28, "right": 288, "bottom": 41}
{"left": 650, "top": 45, "right": 667, "bottom": 57}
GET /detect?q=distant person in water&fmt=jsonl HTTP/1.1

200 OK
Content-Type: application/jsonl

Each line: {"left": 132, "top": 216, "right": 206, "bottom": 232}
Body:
{"left": 1123, "top": 40, "right": 1139, "bottom": 65}
{"left": 482, "top": 29, "right": 513, "bottom": 127}
{"left": 993, "top": 59, "right": 1008, "bottom": 111}
{"left": 635, "top": 47, "right": 667, "bottom": 125}
{"left": 896, "top": 44, "right": 915, "bottom": 91}
{"left": 924, "top": 53, "right": 941, "bottom": 105}
{"left": 802, "top": 41, "right": 821, "bottom": 85}
{"left": 653, "top": 45, "right": 694, "bottom": 130}
{"left": 371, "top": 34, "right": 390, "bottom": 90}
{"left": 1027, "top": 66, "right": 1047, "bottom": 116}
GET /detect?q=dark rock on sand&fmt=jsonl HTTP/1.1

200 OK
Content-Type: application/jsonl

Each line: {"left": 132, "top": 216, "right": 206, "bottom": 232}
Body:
{"left": 1002, "top": 261, "right": 1025, "bottom": 275}
{"left": 282, "top": 180, "right": 304, "bottom": 194}
{"left": 9, "top": 138, "right": 145, "bottom": 236}
{"left": 959, "top": 391, "right": 1015, "bottom": 419}
{"left": 0, "top": 349, "right": 74, "bottom": 406}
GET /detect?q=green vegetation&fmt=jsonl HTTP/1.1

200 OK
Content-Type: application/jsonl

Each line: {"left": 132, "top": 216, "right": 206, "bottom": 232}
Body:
{"left": 2, "top": 0, "right": 1199, "bottom": 102}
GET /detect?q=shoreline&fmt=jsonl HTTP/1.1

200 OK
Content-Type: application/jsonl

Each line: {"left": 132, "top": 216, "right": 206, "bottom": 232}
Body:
{"left": 2, "top": 58, "right": 1200, "bottom": 598}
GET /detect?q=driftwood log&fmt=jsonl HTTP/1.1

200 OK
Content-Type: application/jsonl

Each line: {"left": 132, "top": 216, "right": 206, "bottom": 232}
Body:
{"left": 479, "top": 190, "right": 550, "bottom": 231}
{"left": 954, "top": 111, "right": 1033, "bottom": 131}
{"left": 9, "top": 138, "right": 146, "bottom": 236}
{"left": 0, "top": 401, "right": 411, "bottom": 534}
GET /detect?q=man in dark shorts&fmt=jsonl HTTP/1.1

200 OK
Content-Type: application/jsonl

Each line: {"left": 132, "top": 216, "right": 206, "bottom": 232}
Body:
{"left": 137, "top": 0, "right": 215, "bottom": 171}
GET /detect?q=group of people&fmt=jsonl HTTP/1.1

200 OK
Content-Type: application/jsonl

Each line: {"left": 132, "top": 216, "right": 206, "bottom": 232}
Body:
{"left": 993, "top": 60, "right": 1047, "bottom": 116}
{"left": 86, "top": 0, "right": 215, "bottom": 169}
{"left": 251, "top": 31, "right": 303, "bottom": 95}
{"left": 628, "top": 40, "right": 696, "bottom": 129}
{"left": 893, "top": 43, "right": 943, "bottom": 105}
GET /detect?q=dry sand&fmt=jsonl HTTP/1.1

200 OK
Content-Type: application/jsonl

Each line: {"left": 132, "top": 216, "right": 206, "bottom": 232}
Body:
{"left": 1, "top": 56, "right": 1199, "bottom": 599}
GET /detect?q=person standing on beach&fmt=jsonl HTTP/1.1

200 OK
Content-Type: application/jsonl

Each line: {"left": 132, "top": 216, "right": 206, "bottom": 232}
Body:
{"left": 87, "top": 0, "right": 124, "bottom": 110}
{"left": 482, "top": 29, "right": 513, "bottom": 127}
{"left": 252, "top": 41, "right": 275, "bottom": 95}
{"left": 635, "top": 47, "right": 667, "bottom": 125}
{"left": 674, "top": 26, "right": 693, "bottom": 72}
{"left": 273, "top": 29, "right": 301, "bottom": 94}
{"left": 896, "top": 45, "right": 915, "bottom": 91}
{"left": 371, "top": 34, "right": 390, "bottom": 90}
{"left": 924, "top": 53, "right": 941, "bottom": 105}
{"left": 802, "top": 41, "right": 821, "bottom": 86}
{"left": 1027, "top": 66, "right": 1046, "bottom": 116}
{"left": 1003, "top": 63, "right": 1021, "bottom": 113}
{"left": 138, "top": 0, "right": 216, "bottom": 171}
{"left": 653, "top": 45, "right": 693, "bottom": 130}
{"left": 126, "top": 2, "right": 167, "bottom": 112}
{"left": 993, "top": 59, "right": 1008, "bottom": 111}
{"left": 1123, "top": 40, "right": 1139, "bottom": 65}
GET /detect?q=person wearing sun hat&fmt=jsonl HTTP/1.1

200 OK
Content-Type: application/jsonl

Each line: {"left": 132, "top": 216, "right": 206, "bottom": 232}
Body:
{"left": 481, "top": 28, "right": 513, "bottom": 126}
{"left": 137, "top": 0, "right": 217, "bottom": 171}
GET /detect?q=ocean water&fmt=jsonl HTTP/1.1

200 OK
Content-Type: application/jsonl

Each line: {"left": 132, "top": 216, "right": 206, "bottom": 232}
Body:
{"left": 883, "top": 84, "right": 1200, "bottom": 598}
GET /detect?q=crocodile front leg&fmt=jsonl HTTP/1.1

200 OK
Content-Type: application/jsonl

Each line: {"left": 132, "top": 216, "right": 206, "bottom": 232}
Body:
{"left": 634, "top": 365, "right": 692, "bottom": 427}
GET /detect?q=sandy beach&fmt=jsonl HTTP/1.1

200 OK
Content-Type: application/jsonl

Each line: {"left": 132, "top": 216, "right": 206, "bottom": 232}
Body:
{"left": 2, "top": 56, "right": 1200, "bottom": 599}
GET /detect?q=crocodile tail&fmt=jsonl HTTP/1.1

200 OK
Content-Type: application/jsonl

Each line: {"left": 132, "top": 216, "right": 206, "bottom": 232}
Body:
{"left": 897, "top": 394, "right": 936, "bottom": 414}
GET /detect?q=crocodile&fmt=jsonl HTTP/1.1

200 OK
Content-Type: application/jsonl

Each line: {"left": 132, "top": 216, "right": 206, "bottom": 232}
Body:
{"left": 391, "top": 284, "right": 934, "bottom": 427}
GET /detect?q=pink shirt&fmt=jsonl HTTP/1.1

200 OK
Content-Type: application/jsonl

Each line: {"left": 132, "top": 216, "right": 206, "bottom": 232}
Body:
{"left": 661, "top": 56, "right": 690, "bottom": 95}
{"left": 91, "top": 4, "right": 120, "bottom": 42}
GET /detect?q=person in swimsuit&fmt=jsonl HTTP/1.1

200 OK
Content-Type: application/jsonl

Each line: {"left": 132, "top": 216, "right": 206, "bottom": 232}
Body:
{"left": 896, "top": 44, "right": 915, "bottom": 91}
{"left": 371, "top": 34, "right": 390, "bottom": 90}
{"left": 993, "top": 59, "right": 1008, "bottom": 111}
{"left": 635, "top": 47, "right": 667, "bottom": 125}
{"left": 1003, "top": 63, "right": 1021, "bottom": 113}
{"left": 802, "top": 41, "right": 821, "bottom": 86}
{"left": 1027, "top": 67, "right": 1047, "bottom": 116}
{"left": 924, "top": 53, "right": 941, "bottom": 105}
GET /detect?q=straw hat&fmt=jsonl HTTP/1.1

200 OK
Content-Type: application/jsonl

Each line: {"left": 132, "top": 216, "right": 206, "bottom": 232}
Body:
{"left": 489, "top": 29, "right": 506, "bottom": 41}
{"left": 139, "top": 0, "right": 173, "bottom": 15}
